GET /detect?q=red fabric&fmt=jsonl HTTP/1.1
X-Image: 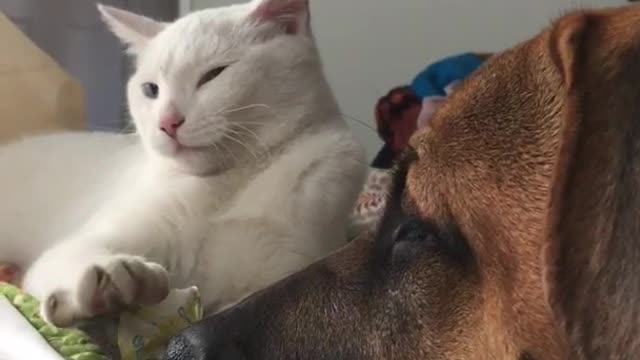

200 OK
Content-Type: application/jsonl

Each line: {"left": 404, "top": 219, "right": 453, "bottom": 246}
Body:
{"left": 0, "top": 264, "right": 19, "bottom": 285}
{"left": 375, "top": 86, "right": 422, "bottom": 155}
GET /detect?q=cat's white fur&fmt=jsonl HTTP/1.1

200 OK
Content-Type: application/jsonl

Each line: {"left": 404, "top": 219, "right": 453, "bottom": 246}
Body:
{"left": 0, "top": 0, "right": 365, "bottom": 327}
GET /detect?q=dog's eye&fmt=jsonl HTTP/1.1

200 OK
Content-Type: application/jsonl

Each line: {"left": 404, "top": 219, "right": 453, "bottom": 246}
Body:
{"left": 392, "top": 218, "right": 440, "bottom": 245}
{"left": 197, "top": 65, "right": 229, "bottom": 89}
{"left": 391, "top": 218, "right": 441, "bottom": 263}
{"left": 393, "top": 218, "right": 437, "bottom": 243}
{"left": 391, "top": 218, "right": 473, "bottom": 267}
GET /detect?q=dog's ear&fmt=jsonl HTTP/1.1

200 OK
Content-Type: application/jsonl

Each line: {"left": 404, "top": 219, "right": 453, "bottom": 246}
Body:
{"left": 543, "top": 8, "right": 640, "bottom": 358}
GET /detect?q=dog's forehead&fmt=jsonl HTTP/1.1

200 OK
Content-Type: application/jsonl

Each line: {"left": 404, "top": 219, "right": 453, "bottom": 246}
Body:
{"left": 404, "top": 36, "right": 564, "bottom": 223}
{"left": 408, "top": 48, "right": 522, "bottom": 151}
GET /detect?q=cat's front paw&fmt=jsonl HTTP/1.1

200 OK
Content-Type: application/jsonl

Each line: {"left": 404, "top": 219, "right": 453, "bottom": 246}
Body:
{"left": 38, "top": 256, "right": 169, "bottom": 327}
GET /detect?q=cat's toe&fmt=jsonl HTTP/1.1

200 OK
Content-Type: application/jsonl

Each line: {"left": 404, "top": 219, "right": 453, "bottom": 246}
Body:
{"left": 133, "top": 260, "right": 170, "bottom": 305}
{"left": 102, "top": 256, "right": 169, "bottom": 307}
{"left": 38, "top": 256, "right": 170, "bottom": 327}
{"left": 41, "top": 290, "right": 78, "bottom": 328}
{"left": 40, "top": 265, "right": 108, "bottom": 327}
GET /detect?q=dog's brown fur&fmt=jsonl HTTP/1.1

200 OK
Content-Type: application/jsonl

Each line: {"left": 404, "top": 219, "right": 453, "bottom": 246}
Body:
{"left": 165, "top": 6, "right": 640, "bottom": 360}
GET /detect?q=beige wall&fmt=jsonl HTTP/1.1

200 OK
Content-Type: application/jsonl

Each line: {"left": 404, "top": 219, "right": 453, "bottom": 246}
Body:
{"left": 190, "top": 0, "right": 237, "bottom": 9}
{"left": 2, "top": 0, "right": 178, "bottom": 131}
{"left": 183, "top": 0, "right": 626, "bottom": 161}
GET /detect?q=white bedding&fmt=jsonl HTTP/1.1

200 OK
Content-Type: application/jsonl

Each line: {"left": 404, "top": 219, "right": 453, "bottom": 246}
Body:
{"left": 0, "top": 296, "right": 63, "bottom": 360}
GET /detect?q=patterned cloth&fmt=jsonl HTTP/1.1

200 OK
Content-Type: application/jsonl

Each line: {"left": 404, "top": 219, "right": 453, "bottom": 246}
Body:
{"left": 349, "top": 168, "right": 393, "bottom": 237}
{"left": 372, "top": 53, "right": 488, "bottom": 168}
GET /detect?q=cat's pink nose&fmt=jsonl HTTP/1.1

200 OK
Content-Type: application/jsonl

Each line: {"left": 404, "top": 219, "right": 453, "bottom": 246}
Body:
{"left": 159, "top": 113, "right": 185, "bottom": 139}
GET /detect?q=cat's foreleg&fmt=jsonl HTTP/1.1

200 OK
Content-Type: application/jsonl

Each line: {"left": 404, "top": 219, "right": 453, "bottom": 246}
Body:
{"left": 196, "top": 217, "right": 317, "bottom": 313}
{"left": 22, "top": 220, "right": 173, "bottom": 327}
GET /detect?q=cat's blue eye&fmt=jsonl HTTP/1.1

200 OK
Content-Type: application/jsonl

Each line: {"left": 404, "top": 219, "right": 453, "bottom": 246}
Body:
{"left": 196, "top": 66, "right": 229, "bottom": 89}
{"left": 141, "top": 82, "right": 159, "bottom": 99}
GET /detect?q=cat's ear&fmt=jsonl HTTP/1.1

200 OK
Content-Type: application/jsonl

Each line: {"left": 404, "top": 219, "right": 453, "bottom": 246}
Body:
{"left": 97, "top": 4, "right": 166, "bottom": 55}
{"left": 250, "top": 0, "right": 312, "bottom": 36}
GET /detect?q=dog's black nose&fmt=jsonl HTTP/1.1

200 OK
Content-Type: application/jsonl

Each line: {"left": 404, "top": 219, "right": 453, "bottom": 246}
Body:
{"left": 165, "top": 300, "right": 255, "bottom": 360}
{"left": 164, "top": 269, "right": 307, "bottom": 360}
{"left": 165, "top": 328, "right": 248, "bottom": 360}
{"left": 165, "top": 334, "right": 197, "bottom": 360}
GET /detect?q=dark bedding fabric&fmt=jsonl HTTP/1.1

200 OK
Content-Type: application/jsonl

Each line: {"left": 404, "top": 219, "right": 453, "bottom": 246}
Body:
{"left": 371, "top": 144, "right": 395, "bottom": 169}
{"left": 82, "top": 320, "right": 120, "bottom": 360}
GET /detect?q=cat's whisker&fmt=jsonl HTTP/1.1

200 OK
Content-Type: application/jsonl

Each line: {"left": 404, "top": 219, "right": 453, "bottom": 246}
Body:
{"left": 218, "top": 103, "right": 276, "bottom": 116}
{"left": 215, "top": 104, "right": 279, "bottom": 125}
{"left": 230, "top": 120, "right": 289, "bottom": 135}
{"left": 221, "top": 130, "right": 261, "bottom": 163}
{"left": 237, "top": 119, "right": 290, "bottom": 131}
{"left": 188, "top": 117, "right": 225, "bottom": 133}
{"left": 204, "top": 125, "right": 240, "bottom": 165}
{"left": 229, "top": 123, "right": 260, "bottom": 145}
{"left": 215, "top": 137, "right": 240, "bottom": 165}
{"left": 227, "top": 131, "right": 262, "bottom": 163}
{"left": 228, "top": 124, "right": 272, "bottom": 163}
{"left": 187, "top": 113, "right": 369, "bottom": 167}
{"left": 232, "top": 121, "right": 272, "bottom": 126}
{"left": 340, "top": 113, "right": 377, "bottom": 135}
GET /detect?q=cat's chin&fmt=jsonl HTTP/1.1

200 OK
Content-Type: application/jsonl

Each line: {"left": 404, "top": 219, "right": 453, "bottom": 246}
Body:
{"left": 155, "top": 139, "right": 207, "bottom": 158}
{"left": 175, "top": 144, "right": 209, "bottom": 155}
{"left": 148, "top": 140, "right": 215, "bottom": 175}
{"left": 156, "top": 146, "right": 232, "bottom": 176}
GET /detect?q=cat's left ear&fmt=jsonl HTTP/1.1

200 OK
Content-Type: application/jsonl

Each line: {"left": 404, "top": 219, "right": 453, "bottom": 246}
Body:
{"left": 250, "top": 0, "right": 312, "bottom": 36}
{"left": 97, "top": 4, "right": 167, "bottom": 55}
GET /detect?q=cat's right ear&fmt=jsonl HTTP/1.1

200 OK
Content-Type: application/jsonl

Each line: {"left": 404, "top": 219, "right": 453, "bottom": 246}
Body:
{"left": 250, "top": 0, "right": 312, "bottom": 37}
{"left": 97, "top": 4, "right": 166, "bottom": 55}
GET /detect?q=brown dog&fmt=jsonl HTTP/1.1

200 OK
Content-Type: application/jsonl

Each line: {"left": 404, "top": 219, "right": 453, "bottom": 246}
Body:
{"left": 164, "top": 5, "right": 640, "bottom": 360}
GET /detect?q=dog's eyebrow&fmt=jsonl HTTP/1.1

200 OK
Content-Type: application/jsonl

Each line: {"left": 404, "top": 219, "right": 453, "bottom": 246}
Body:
{"left": 389, "top": 147, "right": 418, "bottom": 200}
{"left": 386, "top": 147, "right": 419, "bottom": 213}
{"left": 373, "top": 148, "right": 418, "bottom": 254}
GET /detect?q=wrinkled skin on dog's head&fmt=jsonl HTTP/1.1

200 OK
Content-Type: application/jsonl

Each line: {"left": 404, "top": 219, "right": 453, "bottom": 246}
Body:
{"left": 165, "top": 6, "right": 640, "bottom": 360}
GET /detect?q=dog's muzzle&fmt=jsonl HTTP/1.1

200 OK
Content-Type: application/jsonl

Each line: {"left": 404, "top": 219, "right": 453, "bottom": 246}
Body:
{"left": 164, "top": 297, "right": 257, "bottom": 360}
{"left": 165, "top": 332, "right": 247, "bottom": 360}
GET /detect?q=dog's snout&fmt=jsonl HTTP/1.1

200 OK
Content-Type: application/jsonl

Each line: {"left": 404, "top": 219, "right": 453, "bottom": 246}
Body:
{"left": 165, "top": 263, "right": 333, "bottom": 359}
{"left": 165, "top": 334, "right": 198, "bottom": 360}
{"left": 165, "top": 322, "right": 248, "bottom": 360}
{"left": 165, "top": 294, "right": 260, "bottom": 360}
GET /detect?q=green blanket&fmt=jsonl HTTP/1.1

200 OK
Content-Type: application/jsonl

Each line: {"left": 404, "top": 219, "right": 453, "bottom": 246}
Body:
{"left": 0, "top": 282, "right": 203, "bottom": 360}
{"left": 0, "top": 282, "right": 108, "bottom": 360}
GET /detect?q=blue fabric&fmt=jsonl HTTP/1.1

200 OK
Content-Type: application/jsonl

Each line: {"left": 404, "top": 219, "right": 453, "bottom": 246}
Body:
{"left": 410, "top": 53, "right": 484, "bottom": 98}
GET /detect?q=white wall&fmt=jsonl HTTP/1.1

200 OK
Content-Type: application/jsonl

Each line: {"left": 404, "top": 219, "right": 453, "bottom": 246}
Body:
{"left": 183, "top": 0, "right": 626, "bottom": 161}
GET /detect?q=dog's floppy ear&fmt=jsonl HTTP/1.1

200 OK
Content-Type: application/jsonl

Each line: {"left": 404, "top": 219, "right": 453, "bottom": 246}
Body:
{"left": 543, "top": 8, "right": 640, "bottom": 358}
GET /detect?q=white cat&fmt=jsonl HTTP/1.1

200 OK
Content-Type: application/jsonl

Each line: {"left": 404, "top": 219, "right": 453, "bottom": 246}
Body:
{"left": 0, "top": 0, "right": 366, "bottom": 327}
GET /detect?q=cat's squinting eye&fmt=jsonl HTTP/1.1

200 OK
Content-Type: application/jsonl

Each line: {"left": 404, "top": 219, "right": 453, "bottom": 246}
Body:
{"left": 197, "top": 66, "right": 229, "bottom": 89}
{"left": 141, "top": 82, "right": 159, "bottom": 99}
